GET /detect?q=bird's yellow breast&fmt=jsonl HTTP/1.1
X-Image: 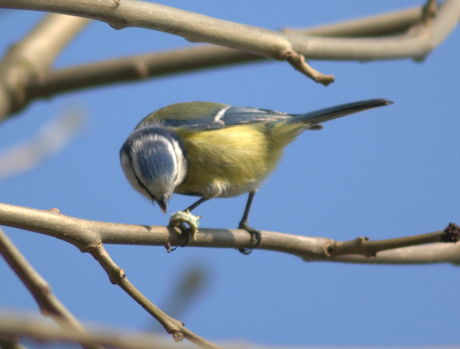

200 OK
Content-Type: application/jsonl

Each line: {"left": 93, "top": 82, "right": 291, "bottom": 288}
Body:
{"left": 174, "top": 120, "right": 305, "bottom": 198}
{"left": 174, "top": 125, "right": 280, "bottom": 198}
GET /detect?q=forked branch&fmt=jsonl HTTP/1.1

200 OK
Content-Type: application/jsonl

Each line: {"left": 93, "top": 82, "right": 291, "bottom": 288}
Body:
{"left": 1, "top": 0, "right": 459, "bottom": 89}
{"left": 0, "top": 227, "right": 102, "bottom": 349}
{"left": 1, "top": 1, "right": 459, "bottom": 119}
{"left": 0, "top": 203, "right": 458, "bottom": 265}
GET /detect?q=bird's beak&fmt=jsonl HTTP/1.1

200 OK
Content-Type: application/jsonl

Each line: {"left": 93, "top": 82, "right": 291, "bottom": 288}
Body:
{"left": 157, "top": 197, "right": 168, "bottom": 214}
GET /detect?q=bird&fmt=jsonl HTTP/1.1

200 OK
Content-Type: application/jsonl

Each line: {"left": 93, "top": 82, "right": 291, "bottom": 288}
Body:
{"left": 120, "top": 99, "right": 392, "bottom": 251}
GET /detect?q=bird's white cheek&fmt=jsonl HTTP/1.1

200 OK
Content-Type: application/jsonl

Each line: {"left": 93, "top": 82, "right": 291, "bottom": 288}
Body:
{"left": 120, "top": 151, "right": 151, "bottom": 200}
{"left": 171, "top": 138, "right": 188, "bottom": 187}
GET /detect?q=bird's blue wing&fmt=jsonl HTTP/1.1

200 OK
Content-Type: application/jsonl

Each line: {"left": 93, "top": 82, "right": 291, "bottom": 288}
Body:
{"left": 136, "top": 102, "right": 293, "bottom": 131}
{"left": 162, "top": 106, "right": 292, "bottom": 130}
{"left": 136, "top": 99, "right": 392, "bottom": 131}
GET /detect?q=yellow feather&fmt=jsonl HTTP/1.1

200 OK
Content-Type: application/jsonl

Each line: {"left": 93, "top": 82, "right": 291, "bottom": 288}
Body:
{"left": 175, "top": 121, "right": 305, "bottom": 198}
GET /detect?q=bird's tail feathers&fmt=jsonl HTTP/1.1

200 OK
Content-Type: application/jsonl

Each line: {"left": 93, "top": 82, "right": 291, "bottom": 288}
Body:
{"left": 290, "top": 99, "right": 393, "bottom": 126}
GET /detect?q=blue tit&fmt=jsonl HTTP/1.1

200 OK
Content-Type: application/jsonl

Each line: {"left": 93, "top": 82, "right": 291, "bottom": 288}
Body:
{"left": 120, "top": 99, "right": 392, "bottom": 247}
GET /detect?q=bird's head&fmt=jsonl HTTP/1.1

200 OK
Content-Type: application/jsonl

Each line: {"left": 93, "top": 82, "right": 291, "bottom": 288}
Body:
{"left": 120, "top": 127, "right": 187, "bottom": 213}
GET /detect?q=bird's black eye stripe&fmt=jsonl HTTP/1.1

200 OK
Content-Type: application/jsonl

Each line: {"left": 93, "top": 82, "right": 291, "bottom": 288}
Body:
{"left": 136, "top": 174, "right": 157, "bottom": 203}
{"left": 135, "top": 174, "right": 153, "bottom": 199}
{"left": 126, "top": 151, "right": 157, "bottom": 202}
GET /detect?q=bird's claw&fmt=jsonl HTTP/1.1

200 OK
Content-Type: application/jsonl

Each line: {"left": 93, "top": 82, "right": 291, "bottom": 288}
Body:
{"left": 169, "top": 209, "right": 201, "bottom": 240}
{"left": 238, "top": 220, "right": 261, "bottom": 255}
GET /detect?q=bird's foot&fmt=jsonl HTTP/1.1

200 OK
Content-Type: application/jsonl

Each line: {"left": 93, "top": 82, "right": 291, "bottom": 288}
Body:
{"left": 169, "top": 209, "right": 201, "bottom": 241}
{"left": 238, "top": 220, "right": 261, "bottom": 255}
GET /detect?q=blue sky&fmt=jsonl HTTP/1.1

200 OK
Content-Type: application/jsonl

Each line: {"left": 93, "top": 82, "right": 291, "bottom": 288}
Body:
{"left": 1, "top": 1, "right": 459, "bottom": 347}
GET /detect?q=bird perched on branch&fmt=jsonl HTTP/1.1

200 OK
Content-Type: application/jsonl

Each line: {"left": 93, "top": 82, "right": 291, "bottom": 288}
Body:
{"left": 120, "top": 99, "right": 392, "bottom": 251}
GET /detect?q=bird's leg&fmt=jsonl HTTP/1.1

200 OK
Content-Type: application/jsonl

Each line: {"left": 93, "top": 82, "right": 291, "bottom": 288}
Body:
{"left": 186, "top": 197, "right": 208, "bottom": 212}
{"left": 169, "top": 197, "right": 208, "bottom": 242}
{"left": 238, "top": 191, "right": 261, "bottom": 254}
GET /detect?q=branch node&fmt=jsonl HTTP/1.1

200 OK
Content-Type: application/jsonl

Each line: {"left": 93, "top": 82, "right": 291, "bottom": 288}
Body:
{"left": 283, "top": 50, "right": 334, "bottom": 86}
{"left": 171, "top": 331, "right": 184, "bottom": 343}
{"left": 323, "top": 241, "right": 334, "bottom": 257}
{"left": 48, "top": 208, "right": 60, "bottom": 214}
{"left": 422, "top": 0, "right": 437, "bottom": 26}
{"left": 443, "top": 222, "right": 460, "bottom": 243}
{"left": 133, "top": 60, "right": 149, "bottom": 79}
{"left": 81, "top": 243, "right": 101, "bottom": 254}
{"left": 324, "top": 237, "right": 377, "bottom": 258}
{"left": 107, "top": 18, "right": 128, "bottom": 30}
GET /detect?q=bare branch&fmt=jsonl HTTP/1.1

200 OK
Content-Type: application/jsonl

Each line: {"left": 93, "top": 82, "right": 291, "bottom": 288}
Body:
{"left": 0, "top": 0, "right": 333, "bottom": 85}
{"left": 0, "top": 334, "right": 27, "bottom": 349}
{"left": 0, "top": 0, "right": 291, "bottom": 59}
{"left": 0, "top": 206, "right": 223, "bottom": 348}
{"left": 324, "top": 225, "right": 459, "bottom": 258}
{"left": 287, "top": 0, "right": 460, "bottom": 62}
{"left": 1, "top": 314, "right": 457, "bottom": 349}
{"left": 284, "top": 51, "right": 335, "bottom": 85}
{"left": 1, "top": 0, "right": 459, "bottom": 88}
{"left": 0, "top": 228, "right": 102, "bottom": 349}
{"left": 0, "top": 110, "right": 84, "bottom": 180}
{"left": 0, "top": 202, "right": 458, "bottom": 265}
{"left": 88, "top": 243, "right": 223, "bottom": 349}
{"left": 0, "top": 3, "right": 455, "bottom": 113}
{"left": 422, "top": 0, "right": 438, "bottom": 26}
{"left": 156, "top": 265, "right": 209, "bottom": 323}
{"left": 0, "top": 314, "right": 179, "bottom": 349}
{"left": 0, "top": 13, "right": 90, "bottom": 122}
{"left": 282, "top": 6, "right": 424, "bottom": 37}
{"left": 25, "top": 4, "right": 425, "bottom": 101}
{"left": 25, "top": 45, "right": 260, "bottom": 100}
{"left": 0, "top": 202, "right": 458, "bottom": 345}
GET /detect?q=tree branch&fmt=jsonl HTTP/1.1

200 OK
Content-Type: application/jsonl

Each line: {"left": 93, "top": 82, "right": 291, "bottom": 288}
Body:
{"left": 0, "top": 333, "right": 27, "bottom": 349}
{"left": 0, "top": 13, "right": 90, "bottom": 122}
{"left": 0, "top": 314, "right": 180, "bottom": 349}
{"left": 23, "top": 5, "right": 426, "bottom": 101}
{"left": 0, "top": 3, "right": 457, "bottom": 115}
{"left": 0, "top": 227, "right": 102, "bottom": 349}
{"left": 422, "top": 0, "right": 438, "bottom": 26}
{"left": 0, "top": 205, "right": 224, "bottom": 349}
{"left": 282, "top": 6, "right": 424, "bottom": 37}
{"left": 1, "top": 0, "right": 459, "bottom": 88}
{"left": 0, "top": 202, "right": 458, "bottom": 265}
{"left": 1, "top": 313, "right": 458, "bottom": 349}
{"left": 0, "top": 313, "right": 458, "bottom": 349}
{"left": 287, "top": 0, "right": 460, "bottom": 62}
{"left": 88, "top": 243, "right": 222, "bottom": 349}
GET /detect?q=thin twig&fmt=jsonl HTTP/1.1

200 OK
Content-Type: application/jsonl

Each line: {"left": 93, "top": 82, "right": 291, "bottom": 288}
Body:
{"left": 88, "top": 243, "right": 223, "bottom": 349}
{"left": 0, "top": 227, "right": 102, "bottom": 349}
{"left": 286, "top": 0, "right": 460, "bottom": 62}
{"left": 282, "top": 6, "right": 424, "bottom": 37}
{"left": 283, "top": 50, "right": 334, "bottom": 85}
{"left": 0, "top": 222, "right": 220, "bottom": 348}
{"left": 0, "top": 202, "right": 458, "bottom": 265}
{"left": 324, "top": 226, "right": 459, "bottom": 258}
{"left": 0, "top": 207, "right": 223, "bottom": 348}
